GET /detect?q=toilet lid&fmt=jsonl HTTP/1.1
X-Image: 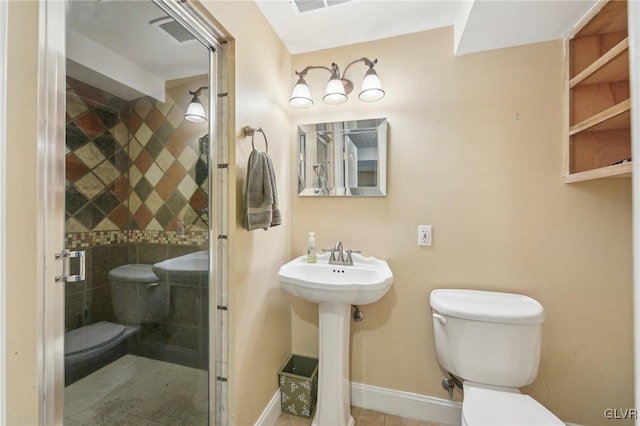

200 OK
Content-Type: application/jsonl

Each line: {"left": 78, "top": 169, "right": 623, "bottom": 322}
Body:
{"left": 430, "top": 289, "right": 544, "bottom": 325}
{"left": 65, "top": 321, "right": 126, "bottom": 355}
{"left": 463, "top": 385, "right": 564, "bottom": 426}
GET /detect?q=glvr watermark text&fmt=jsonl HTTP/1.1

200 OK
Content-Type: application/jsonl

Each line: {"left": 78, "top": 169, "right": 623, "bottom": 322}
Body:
{"left": 604, "top": 408, "right": 638, "bottom": 420}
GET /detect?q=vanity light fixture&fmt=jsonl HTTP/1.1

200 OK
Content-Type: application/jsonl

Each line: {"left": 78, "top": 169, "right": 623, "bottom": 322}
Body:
{"left": 289, "top": 57, "right": 384, "bottom": 108}
{"left": 185, "top": 86, "right": 209, "bottom": 122}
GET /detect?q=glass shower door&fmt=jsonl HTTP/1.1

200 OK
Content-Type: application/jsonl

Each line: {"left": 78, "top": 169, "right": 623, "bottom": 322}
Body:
{"left": 62, "top": 1, "right": 214, "bottom": 423}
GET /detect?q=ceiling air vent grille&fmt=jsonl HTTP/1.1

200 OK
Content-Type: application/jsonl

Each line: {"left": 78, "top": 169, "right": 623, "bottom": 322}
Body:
{"left": 293, "top": 0, "right": 354, "bottom": 13}
{"left": 150, "top": 17, "right": 196, "bottom": 43}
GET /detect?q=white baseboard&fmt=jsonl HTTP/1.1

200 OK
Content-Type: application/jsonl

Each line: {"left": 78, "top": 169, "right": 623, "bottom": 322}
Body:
{"left": 255, "top": 382, "right": 461, "bottom": 426}
{"left": 351, "top": 382, "right": 461, "bottom": 426}
{"left": 256, "top": 381, "right": 580, "bottom": 426}
{"left": 254, "top": 389, "right": 281, "bottom": 426}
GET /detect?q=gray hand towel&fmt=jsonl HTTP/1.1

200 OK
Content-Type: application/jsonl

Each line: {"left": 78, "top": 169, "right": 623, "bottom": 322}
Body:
{"left": 243, "top": 150, "right": 281, "bottom": 231}
{"left": 265, "top": 153, "right": 281, "bottom": 227}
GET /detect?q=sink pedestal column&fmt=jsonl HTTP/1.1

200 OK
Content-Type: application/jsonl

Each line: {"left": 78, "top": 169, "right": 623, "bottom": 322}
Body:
{"left": 312, "top": 302, "right": 354, "bottom": 426}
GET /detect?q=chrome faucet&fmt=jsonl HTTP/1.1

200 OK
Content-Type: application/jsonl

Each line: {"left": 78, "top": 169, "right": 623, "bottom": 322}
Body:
{"left": 323, "top": 240, "right": 361, "bottom": 266}
{"left": 332, "top": 241, "right": 344, "bottom": 263}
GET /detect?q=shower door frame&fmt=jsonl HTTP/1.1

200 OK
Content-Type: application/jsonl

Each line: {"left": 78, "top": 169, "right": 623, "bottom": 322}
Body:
{"left": 40, "top": 1, "right": 229, "bottom": 424}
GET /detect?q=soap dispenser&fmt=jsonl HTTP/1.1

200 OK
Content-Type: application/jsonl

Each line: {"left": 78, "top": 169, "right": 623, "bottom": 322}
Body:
{"left": 307, "top": 232, "right": 317, "bottom": 263}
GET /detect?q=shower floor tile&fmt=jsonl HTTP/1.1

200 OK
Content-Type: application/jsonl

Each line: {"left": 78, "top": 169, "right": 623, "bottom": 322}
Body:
{"left": 64, "top": 354, "right": 208, "bottom": 425}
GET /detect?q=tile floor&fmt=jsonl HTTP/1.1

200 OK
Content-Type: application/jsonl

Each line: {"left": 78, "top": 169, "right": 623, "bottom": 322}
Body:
{"left": 276, "top": 407, "right": 442, "bottom": 426}
{"left": 64, "top": 355, "right": 208, "bottom": 425}
{"left": 65, "top": 354, "right": 441, "bottom": 426}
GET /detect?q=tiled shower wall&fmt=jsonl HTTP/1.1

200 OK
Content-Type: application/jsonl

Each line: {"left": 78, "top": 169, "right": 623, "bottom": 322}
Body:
{"left": 66, "top": 76, "right": 209, "bottom": 235}
{"left": 65, "top": 77, "right": 210, "bottom": 343}
{"left": 66, "top": 77, "right": 130, "bottom": 233}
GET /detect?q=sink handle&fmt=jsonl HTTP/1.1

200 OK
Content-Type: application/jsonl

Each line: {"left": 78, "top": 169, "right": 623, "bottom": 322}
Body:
{"left": 321, "top": 248, "right": 337, "bottom": 261}
{"left": 345, "top": 249, "right": 362, "bottom": 265}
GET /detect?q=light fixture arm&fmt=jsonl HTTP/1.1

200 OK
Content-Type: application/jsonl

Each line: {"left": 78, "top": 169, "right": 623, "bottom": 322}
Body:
{"left": 295, "top": 65, "right": 333, "bottom": 78}
{"left": 189, "top": 86, "right": 209, "bottom": 96}
{"left": 342, "top": 57, "right": 377, "bottom": 79}
{"left": 295, "top": 58, "right": 377, "bottom": 80}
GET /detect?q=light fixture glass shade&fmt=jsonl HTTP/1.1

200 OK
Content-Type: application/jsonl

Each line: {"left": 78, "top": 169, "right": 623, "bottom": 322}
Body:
{"left": 358, "top": 69, "right": 385, "bottom": 102}
{"left": 185, "top": 96, "right": 207, "bottom": 122}
{"left": 323, "top": 78, "right": 348, "bottom": 105}
{"left": 289, "top": 77, "right": 313, "bottom": 108}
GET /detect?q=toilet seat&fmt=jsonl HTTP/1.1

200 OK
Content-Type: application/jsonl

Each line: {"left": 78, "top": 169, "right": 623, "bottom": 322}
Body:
{"left": 65, "top": 321, "right": 137, "bottom": 365}
{"left": 463, "top": 383, "right": 564, "bottom": 426}
{"left": 64, "top": 321, "right": 138, "bottom": 385}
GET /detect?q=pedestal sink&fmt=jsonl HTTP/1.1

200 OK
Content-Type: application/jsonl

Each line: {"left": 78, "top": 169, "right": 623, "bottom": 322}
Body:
{"left": 278, "top": 252, "right": 393, "bottom": 426}
{"left": 152, "top": 250, "right": 208, "bottom": 274}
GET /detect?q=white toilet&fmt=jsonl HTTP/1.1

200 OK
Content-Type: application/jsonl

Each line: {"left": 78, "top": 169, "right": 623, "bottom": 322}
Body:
{"left": 65, "top": 264, "right": 163, "bottom": 385}
{"left": 430, "top": 289, "right": 565, "bottom": 426}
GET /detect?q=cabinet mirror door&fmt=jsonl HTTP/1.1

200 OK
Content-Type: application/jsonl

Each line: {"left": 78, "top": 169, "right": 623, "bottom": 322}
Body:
{"left": 297, "top": 118, "right": 387, "bottom": 197}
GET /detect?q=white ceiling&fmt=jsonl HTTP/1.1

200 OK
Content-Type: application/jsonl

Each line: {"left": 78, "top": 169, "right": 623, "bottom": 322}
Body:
{"left": 68, "top": 0, "right": 597, "bottom": 101}
{"left": 67, "top": 0, "right": 209, "bottom": 101}
{"left": 69, "top": 0, "right": 209, "bottom": 80}
{"left": 255, "top": 0, "right": 598, "bottom": 56}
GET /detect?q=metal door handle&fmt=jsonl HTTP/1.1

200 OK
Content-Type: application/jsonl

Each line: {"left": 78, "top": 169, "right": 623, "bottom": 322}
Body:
{"left": 55, "top": 249, "right": 85, "bottom": 282}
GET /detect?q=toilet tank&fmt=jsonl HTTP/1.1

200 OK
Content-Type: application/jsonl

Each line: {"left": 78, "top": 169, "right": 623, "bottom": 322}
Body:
{"left": 430, "top": 289, "right": 545, "bottom": 388}
{"left": 109, "top": 264, "right": 165, "bottom": 324}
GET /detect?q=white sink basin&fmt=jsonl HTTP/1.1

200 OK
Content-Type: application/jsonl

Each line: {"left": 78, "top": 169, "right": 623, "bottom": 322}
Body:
{"left": 278, "top": 252, "right": 393, "bottom": 305}
{"left": 153, "top": 250, "right": 208, "bottom": 274}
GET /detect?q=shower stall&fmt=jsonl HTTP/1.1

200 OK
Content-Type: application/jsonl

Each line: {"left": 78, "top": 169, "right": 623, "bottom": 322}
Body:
{"left": 53, "top": 0, "right": 229, "bottom": 424}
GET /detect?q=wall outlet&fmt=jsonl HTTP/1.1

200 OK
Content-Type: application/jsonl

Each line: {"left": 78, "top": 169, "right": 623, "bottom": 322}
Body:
{"left": 418, "top": 225, "right": 432, "bottom": 247}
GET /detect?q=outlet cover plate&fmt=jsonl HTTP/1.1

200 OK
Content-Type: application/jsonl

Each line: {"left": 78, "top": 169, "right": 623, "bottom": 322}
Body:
{"left": 418, "top": 225, "right": 432, "bottom": 247}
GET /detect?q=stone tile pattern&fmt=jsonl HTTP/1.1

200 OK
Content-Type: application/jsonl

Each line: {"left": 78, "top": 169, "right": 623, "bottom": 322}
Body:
{"left": 65, "top": 77, "right": 209, "bottom": 236}
{"left": 277, "top": 407, "right": 443, "bottom": 426}
{"left": 64, "top": 354, "right": 208, "bottom": 426}
{"left": 64, "top": 77, "right": 210, "bottom": 363}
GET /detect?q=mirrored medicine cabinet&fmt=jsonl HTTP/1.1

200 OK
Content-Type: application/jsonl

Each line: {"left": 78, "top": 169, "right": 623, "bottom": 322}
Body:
{"left": 297, "top": 118, "right": 387, "bottom": 196}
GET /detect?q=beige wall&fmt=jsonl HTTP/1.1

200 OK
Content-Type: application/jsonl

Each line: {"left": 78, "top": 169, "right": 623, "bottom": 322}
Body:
{"left": 199, "top": 2, "right": 293, "bottom": 425}
{"left": 290, "top": 28, "right": 633, "bottom": 426}
{"left": 5, "top": 1, "right": 41, "bottom": 424}
{"left": 3, "top": 2, "right": 633, "bottom": 425}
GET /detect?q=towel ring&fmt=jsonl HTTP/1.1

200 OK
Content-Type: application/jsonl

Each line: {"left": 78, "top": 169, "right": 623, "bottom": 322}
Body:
{"left": 243, "top": 126, "right": 269, "bottom": 153}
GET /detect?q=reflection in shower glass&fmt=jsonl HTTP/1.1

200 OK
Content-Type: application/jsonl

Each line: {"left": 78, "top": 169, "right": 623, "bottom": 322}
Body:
{"left": 63, "top": 1, "right": 211, "bottom": 424}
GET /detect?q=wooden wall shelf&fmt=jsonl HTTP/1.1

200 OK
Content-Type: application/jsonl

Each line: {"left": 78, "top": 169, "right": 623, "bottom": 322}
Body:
{"left": 564, "top": 162, "right": 632, "bottom": 183}
{"left": 569, "top": 99, "right": 631, "bottom": 135}
{"left": 564, "top": 0, "right": 632, "bottom": 183}
{"left": 569, "top": 38, "right": 628, "bottom": 87}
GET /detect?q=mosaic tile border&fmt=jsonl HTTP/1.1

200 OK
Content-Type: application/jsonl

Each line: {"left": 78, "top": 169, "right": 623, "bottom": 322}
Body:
{"left": 65, "top": 229, "right": 208, "bottom": 249}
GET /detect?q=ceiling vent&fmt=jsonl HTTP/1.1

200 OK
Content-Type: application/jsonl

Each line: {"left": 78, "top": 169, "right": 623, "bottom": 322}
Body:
{"left": 293, "top": 0, "right": 353, "bottom": 13}
{"left": 150, "top": 17, "right": 196, "bottom": 43}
